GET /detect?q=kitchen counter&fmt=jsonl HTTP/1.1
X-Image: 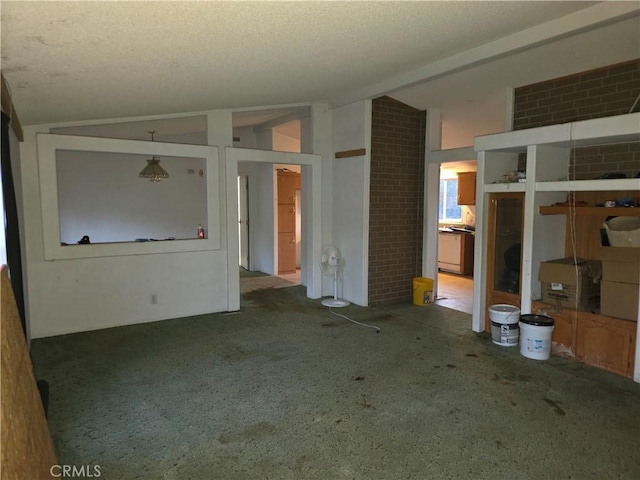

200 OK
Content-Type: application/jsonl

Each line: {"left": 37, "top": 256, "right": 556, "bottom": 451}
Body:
{"left": 439, "top": 225, "right": 475, "bottom": 234}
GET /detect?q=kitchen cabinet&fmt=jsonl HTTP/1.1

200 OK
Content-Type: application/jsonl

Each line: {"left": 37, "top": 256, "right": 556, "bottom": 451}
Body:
{"left": 438, "top": 232, "right": 474, "bottom": 275}
{"left": 277, "top": 170, "right": 300, "bottom": 274}
{"left": 457, "top": 171, "right": 477, "bottom": 205}
{"left": 474, "top": 112, "right": 640, "bottom": 380}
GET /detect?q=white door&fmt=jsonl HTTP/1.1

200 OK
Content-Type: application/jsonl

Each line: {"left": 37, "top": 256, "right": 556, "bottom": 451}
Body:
{"left": 238, "top": 175, "right": 249, "bottom": 269}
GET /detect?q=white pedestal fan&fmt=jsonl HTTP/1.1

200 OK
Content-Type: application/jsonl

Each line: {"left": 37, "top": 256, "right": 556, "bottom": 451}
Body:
{"left": 319, "top": 245, "right": 350, "bottom": 307}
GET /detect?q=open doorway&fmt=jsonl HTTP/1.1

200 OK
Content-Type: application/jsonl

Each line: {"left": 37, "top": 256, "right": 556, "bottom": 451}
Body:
{"left": 230, "top": 107, "right": 319, "bottom": 301}
{"left": 276, "top": 165, "right": 301, "bottom": 285}
{"left": 435, "top": 161, "right": 476, "bottom": 315}
{"left": 237, "top": 163, "right": 304, "bottom": 295}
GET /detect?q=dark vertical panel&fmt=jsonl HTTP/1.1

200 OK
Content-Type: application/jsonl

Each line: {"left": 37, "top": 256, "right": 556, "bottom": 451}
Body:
{"left": 1, "top": 112, "right": 26, "bottom": 336}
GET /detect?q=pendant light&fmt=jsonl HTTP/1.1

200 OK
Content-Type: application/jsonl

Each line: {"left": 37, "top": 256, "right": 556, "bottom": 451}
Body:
{"left": 139, "top": 130, "right": 169, "bottom": 182}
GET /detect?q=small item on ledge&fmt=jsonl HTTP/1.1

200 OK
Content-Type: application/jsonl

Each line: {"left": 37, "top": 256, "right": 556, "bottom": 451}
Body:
{"left": 77, "top": 235, "right": 90, "bottom": 245}
{"left": 551, "top": 193, "right": 588, "bottom": 207}
{"left": 494, "top": 170, "right": 526, "bottom": 184}
{"left": 597, "top": 172, "right": 627, "bottom": 179}
{"left": 596, "top": 196, "right": 637, "bottom": 208}
{"left": 616, "top": 196, "right": 636, "bottom": 207}
{"left": 197, "top": 224, "right": 205, "bottom": 239}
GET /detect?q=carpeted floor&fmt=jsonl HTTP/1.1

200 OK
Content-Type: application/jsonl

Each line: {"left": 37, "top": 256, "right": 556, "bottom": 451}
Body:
{"left": 31, "top": 286, "right": 640, "bottom": 479}
{"left": 240, "top": 274, "right": 296, "bottom": 294}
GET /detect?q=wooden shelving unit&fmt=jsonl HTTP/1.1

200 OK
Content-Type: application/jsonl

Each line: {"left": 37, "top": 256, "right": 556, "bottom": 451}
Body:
{"left": 473, "top": 112, "right": 640, "bottom": 382}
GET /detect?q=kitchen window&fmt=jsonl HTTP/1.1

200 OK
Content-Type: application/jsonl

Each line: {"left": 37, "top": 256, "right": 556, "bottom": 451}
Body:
{"left": 439, "top": 178, "right": 461, "bottom": 222}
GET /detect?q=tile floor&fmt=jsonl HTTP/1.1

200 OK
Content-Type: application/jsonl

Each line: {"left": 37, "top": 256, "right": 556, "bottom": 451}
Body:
{"left": 435, "top": 271, "right": 474, "bottom": 314}
{"left": 277, "top": 269, "right": 301, "bottom": 284}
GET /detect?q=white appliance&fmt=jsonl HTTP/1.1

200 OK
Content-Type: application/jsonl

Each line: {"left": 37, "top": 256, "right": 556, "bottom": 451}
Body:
{"left": 438, "top": 232, "right": 462, "bottom": 273}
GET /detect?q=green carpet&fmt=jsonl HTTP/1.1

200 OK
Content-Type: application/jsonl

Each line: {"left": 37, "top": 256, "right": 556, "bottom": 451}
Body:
{"left": 31, "top": 286, "right": 640, "bottom": 479}
{"left": 239, "top": 267, "right": 268, "bottom": 278}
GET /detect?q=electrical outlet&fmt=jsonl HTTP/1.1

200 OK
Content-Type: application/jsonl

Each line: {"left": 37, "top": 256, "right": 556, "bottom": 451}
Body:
{"left": 151, "top": 293, "right": 158, "bottom": 305}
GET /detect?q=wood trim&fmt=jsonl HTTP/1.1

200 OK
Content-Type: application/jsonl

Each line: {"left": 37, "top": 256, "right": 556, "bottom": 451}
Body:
{"left": 1, "top": 73, "right": 24, "bottom": 142}
{"left": 485, "top": 192, "right": 525, "bottom": 331}
{"left": 485, "top": 195, "right": 499, "bottom": 331}
{"left": 335, "top": 148, "right": 366, "bottom": 159}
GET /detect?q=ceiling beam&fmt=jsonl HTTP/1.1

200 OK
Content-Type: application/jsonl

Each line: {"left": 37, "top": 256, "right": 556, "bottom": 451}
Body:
{"left": 333, "top": 2, "right": 640, "bottom": 107}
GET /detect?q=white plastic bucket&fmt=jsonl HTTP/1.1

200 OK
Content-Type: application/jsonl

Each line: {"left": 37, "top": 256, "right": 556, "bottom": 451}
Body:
{"left": 519, "top": 314, "right": 555, "bottom": 360}
{"left": 489, "top": 304, "right": 520, "bottom": 347}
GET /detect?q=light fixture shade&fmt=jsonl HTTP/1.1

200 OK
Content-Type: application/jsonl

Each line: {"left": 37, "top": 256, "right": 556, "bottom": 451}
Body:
{"left": 139, "top": 157, "right": 169, "bottom": 182}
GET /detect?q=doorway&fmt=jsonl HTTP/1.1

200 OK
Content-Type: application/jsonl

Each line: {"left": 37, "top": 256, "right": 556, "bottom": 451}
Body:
{"left": 276, "top": 166, "right": 301, "bottom": 284}
{"left": 236, "top": 163, "right": 303, "bottom": 295}
{"left": 435, "top": 161, "right": 476, "bottom": 315}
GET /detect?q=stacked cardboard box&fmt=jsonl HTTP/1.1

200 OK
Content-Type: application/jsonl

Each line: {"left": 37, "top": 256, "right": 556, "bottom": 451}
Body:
{"left": 600, "top": 247, "right": 640, "bottom": 321}
{"left": 538, "top": 257, "right": 601, "bottom": 311}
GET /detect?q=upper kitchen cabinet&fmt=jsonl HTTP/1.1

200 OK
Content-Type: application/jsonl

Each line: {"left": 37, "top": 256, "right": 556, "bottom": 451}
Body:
{"left": 457, "top": 171, "right": 477, "bottom": 205}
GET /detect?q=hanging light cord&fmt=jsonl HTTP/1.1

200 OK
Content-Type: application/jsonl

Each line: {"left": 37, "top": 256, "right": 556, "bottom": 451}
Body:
{"left": 328, "top": 307, "right": 381, "bottom": 333}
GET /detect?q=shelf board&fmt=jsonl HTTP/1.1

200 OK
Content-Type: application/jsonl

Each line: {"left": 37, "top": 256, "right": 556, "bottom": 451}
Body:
{"left": 536, "top": 178, "right": 640, "bottom": 192}
{"left": 475, "top": 113, "right": 640, "bottom": 153}
{"left": 539, "top": 206, "right": 640, "bottom": 216}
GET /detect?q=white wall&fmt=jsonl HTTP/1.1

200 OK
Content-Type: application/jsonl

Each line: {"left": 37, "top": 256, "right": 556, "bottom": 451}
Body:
{"left": 307, "top": 104, "right": 333, "bottom": 294}
{"left": 16, "top": 104, "right": 330, "bottom": 338}
{"left": 256, "top": 129, "right": 273, "bottom": 150}
{"left": 238, "top": 161, "right": 276, "bottom": 275}
{"left": 331, "top": 100, "right": 371, "bottom": 306}
{"left": 56, "top": 151, "right": 206, "bottom": 243}
{"left": 233, "top": 126, "right": 257, "bottom": 149}
{"left": 19, "top": 112, "right": 232, "bottom": 339}
{"left": 273, "top": 125, "right": 301, "bottom": 153}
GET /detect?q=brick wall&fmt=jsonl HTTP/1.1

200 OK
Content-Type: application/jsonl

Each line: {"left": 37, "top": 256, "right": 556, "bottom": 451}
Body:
{"left": 369, "top": 97, "right": 426, "bottom": 305}
{"left": 514, "top": 59, "right": 640, "bottom": 179}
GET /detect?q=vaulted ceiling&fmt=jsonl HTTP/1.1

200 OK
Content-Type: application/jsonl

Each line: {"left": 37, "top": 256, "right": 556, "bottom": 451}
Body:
{"left": 1, "top": 1, "right": 638, "bottom": 143}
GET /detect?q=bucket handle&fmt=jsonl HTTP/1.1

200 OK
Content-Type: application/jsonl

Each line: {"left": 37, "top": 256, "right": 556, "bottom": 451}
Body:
{"left": 491, "top": 308, "right": 519, "bottom": 320}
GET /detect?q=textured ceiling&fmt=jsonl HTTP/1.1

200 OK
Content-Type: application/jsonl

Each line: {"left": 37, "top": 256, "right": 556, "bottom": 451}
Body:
{"left": 3, "top": 0, "right": 630, "bottom": 128}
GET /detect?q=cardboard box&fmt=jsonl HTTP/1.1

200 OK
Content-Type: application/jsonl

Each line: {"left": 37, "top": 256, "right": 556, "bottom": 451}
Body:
{"left": 600, "top": 247, "right": 640, "bottom": 284}
{"left": 599, "top": 247, "right": 640, "bottom": 321}
{"left": 538, "top": 257, "right": 601, "bottom": 311}
{"left": 601, "top": 281, "right": 639, "bottom": 321}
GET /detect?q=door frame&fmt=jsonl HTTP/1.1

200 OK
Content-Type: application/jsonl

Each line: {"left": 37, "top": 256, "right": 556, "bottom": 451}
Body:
{"left": 225, "top": 147, "right": 322, "bottom": 310}
{"left": 237, "top": 174, "right": 250, "bottom": 270}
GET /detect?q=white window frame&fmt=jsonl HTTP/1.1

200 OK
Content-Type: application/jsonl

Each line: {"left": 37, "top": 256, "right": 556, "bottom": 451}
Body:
{"left": 37, "top": 133, "right": 221, "bottom": 260}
